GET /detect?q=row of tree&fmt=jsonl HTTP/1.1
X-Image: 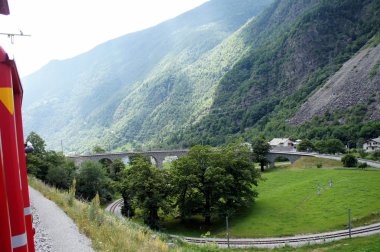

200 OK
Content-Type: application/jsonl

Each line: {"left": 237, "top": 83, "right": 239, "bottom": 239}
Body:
{"left": 296, "top": 138, "right": 346, "bottom": 154}
{"left": 26, "top": 132, "right": 273, "bottom": 229}
{"left": 25, "top": 132, "right": 121, "bottom": 204}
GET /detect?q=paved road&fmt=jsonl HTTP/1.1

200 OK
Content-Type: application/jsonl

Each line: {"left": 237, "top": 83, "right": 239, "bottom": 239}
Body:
{"left": 29, "top": 187, "right": 94, "bottom": 252}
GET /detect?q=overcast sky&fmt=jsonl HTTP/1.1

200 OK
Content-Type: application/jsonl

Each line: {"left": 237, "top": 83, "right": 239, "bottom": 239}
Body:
{"left": 0, "top": 0, "right": 209, "bottom": 77}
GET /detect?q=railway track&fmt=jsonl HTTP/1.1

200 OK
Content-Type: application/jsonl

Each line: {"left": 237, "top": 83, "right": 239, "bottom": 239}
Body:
{"left": 106, "top": 199, "right": 380, "bottom": 248}
{"left": 108, "top": 198, "right": 123, "bottom": 215}
{"left": 182, "top": 223, "right": 380, "bottom": 247}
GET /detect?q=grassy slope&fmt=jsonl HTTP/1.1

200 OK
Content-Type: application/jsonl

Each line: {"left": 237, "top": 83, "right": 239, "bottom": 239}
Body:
{"left": 163, "top": 158, "right": 380, "bottom": 238}
{"left": 28, "top": 177, "right": 170, "bottom": 252}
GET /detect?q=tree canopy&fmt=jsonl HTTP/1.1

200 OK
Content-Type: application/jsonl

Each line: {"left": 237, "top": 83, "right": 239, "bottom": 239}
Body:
{"left": 251, "top": 137, "right": 271, "bottom": 172}
{"left": 171, "top": 144, "right": 260, "bottom": 225}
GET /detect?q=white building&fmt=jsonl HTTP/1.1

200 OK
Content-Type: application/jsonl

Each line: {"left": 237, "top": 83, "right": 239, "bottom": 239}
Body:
{"left": 269, "top": 138, "right": 295, "bottom": 152}
{"left": 269, "top": 138, "right": 294, "bottom": 147}
{"left": 363, "top": 137, "right": 380, "bottom": 152}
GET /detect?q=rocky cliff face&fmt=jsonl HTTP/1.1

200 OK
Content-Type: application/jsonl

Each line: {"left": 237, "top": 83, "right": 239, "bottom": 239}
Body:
{"left": 291, "top": 42, "right": 380, "bottom": 125}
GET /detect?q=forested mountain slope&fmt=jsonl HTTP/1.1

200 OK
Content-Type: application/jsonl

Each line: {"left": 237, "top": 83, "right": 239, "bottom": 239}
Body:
{"left": 178, "top": 0, "right": 380, "bottom": 147}
{"left": 22, "top": 0, "right": 273, "bottom": 152}
{"left": 23, "top": 0, "right": 380, "bottom": 152}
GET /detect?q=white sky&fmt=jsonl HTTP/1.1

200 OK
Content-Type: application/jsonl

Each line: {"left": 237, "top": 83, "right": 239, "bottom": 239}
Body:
{"left": 0, "top": 0, "right": 209, "bottom": 77}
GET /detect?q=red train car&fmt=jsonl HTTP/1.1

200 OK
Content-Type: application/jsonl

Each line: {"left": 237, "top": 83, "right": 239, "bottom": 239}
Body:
{"left": 0, "top": 48, "right": 35, "bottom": 251}
{"left": 1, "top": 0, "right": 35, "bottom": 251}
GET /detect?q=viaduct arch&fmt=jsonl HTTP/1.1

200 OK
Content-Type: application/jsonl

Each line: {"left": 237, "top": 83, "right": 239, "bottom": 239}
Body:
{"left": 68, "top": 150, "right": 189, "bottom": 168}
{"left": 68, "top": 150, "right": 316, "bottom": 169}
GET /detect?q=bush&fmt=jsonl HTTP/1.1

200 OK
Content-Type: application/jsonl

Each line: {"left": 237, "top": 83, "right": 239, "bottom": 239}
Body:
{"left": 297, "top": 139, "right": 314, "bottom": 152}
{"left": 373, "top": 151, "right": 380, "bottom": 158}
{"left": 358, "top": 149, "right": 367, "bottom": 158}
{"left": 358, "top": 162, "right": 368, "bottom": 169}
{"left": 342, "top": 154, "right": 358, "bottom": 167}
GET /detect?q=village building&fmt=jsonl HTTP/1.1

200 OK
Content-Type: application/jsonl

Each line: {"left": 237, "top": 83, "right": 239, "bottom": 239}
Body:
{"left": 363, "top": 137, "right": 380, "bottom": 152}
{"left": 268, "top": 138, "right": 295, "bottom": 152}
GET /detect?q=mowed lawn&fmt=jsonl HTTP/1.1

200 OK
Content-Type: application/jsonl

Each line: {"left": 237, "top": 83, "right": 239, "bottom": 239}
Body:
{"left": 163, "top": 158, "right": 380, "bottom": 238}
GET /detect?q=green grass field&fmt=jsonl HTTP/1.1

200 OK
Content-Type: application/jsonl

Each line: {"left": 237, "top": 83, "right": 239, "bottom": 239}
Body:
{"left": 163, "top": 157, "right": 380, "bottom": 238}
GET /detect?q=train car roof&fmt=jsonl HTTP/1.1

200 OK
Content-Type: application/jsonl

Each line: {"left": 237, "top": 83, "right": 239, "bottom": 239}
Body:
{"left": 0, "top": 46, "right": 24, "bottom": 99}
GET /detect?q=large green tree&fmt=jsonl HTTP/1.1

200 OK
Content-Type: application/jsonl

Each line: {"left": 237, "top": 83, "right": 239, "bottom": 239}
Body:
{"left": 314, "top": 138, "right": 345, "bottom": 154}
{"left": 121, "top": 157, "right": 170, "bottom": 229}
{"left": 26, "top": 131, "right": 46, "bottom": 154}
{"left": 26, "top": 132, "right": 47, "bottom": 178}
{"left": 46, "top": 157, "right": 76, "bottom": 189}
{"left": 218, "top": 143, "right": 260, "bottom": 215}
{"left": 26, "top": 132, "right": 76, "bottom": 187}
{"left": 296, "top": 139, "right": 314, "bottom": 152}
{"left": 251, "top": 137, "right": 271, "bottom": 172}
{"left": 109, "top": 159, "right": 125, "bottom": 181}
{"left": 76, "top": 161, "right": 111, "bottom": 203}
{"left": 171, "top": 144, "right": 260, "bottom": 225}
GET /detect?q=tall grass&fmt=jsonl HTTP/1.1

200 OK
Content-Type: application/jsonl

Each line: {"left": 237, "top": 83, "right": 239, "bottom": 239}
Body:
{"left": 29, "top": 177, "right": 170, "bottom": 252}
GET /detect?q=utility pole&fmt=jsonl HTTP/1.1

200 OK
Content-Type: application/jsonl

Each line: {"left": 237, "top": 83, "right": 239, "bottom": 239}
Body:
{"left": 348, "top": 208, "right": 352, "bottom": 238}
{"left": 226, "top": 215, "right": 230, "bottom": 248}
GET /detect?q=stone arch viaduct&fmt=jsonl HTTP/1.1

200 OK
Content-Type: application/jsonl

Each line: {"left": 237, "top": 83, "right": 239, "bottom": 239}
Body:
{"left": 68, "top": 150, "right": 316, "bottom": 168}
{"left": 68, "top": 150, "right": 189, "bottom": 168}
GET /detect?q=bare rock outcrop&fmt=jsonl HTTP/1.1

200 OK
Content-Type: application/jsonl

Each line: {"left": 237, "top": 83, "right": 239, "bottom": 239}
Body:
{"left": 290, "top": 43, "right": 380, "bottom": 125}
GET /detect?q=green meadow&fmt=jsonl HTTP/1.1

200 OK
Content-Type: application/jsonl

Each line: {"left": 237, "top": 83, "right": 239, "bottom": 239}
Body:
{"left": 163, "top": 157, "right": 380, "bottom": 238}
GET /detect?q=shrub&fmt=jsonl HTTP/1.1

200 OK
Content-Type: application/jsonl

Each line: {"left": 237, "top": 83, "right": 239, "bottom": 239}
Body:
{"left": 358, "top": 162, "right": 368, "bottom": 169}
{"left": 342, "top": 154, "right": 358, "bottom": 167}
{"left": 297, "top": 139, "right": 314, "bottom": 152}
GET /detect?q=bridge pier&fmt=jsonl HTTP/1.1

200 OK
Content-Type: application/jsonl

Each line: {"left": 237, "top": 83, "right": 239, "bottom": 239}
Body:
{"left": 266, "top": 152, "right": 310, "bottom": 168}
{"left": 148, "top": 154, "right": 166, "bottom": 169}
{"left": 68, "top": 150, "right": 189, "bottom": 169}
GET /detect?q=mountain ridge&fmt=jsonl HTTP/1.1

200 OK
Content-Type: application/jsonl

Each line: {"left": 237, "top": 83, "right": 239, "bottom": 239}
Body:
{"left": 23, "top": 0, "right": 380, "bottom": 152}
{"left": 23, "top": 0, "right": 273, "bottom": 152}
{"left": 178, "top": 0, "right": 380, "bottom": 147}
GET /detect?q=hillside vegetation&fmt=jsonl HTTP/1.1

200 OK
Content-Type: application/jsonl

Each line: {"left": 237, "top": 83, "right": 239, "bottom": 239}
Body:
{"left": 180, "top": 0, "right": 380, "bottom": 147}
{"left": 22, "top": 0, "right": 273, "bottom": 153}
{"left": 23, "top": 0, "right": 380, "bottom": 152}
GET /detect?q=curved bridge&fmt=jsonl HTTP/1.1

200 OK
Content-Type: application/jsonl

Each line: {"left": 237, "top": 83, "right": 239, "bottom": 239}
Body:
{"left": 67, "top": 150, "right": 189, "bottom": 168}
{"left": 68, "top": 150, "right": 318, "bottom": 168}
{"left": 266, "top": 151, "right": 316, "bottom": 167}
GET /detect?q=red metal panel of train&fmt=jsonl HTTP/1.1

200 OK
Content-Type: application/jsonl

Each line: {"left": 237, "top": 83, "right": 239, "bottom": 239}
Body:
{"left": 0, "top": 47, "right": 35, "bottom": 251}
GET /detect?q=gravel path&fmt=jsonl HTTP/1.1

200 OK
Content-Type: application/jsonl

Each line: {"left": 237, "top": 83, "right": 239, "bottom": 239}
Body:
{"left": 32, "top": 204, "right": 53, "bottom": 251}
{"left": 29, "top": 187, "right": 94, "bottom": 252}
